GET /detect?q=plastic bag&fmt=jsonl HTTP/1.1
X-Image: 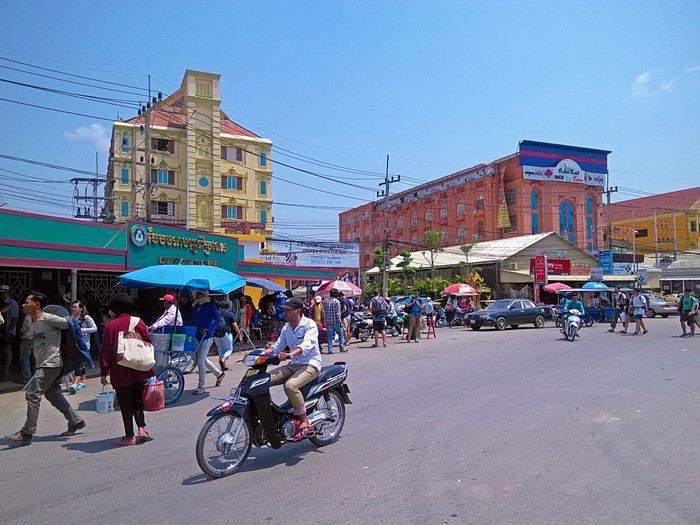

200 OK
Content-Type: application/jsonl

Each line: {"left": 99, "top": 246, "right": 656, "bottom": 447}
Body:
{"left": 143, "top": 380, "right": 164, "bottom": 412}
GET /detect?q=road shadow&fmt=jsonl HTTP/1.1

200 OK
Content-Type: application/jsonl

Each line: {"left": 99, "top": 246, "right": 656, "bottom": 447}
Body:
{"left": 182, "top": 438, "right": 334, "bottom": 483}
{"left": 63, "top": 437, "right": 144, "bottom": 454}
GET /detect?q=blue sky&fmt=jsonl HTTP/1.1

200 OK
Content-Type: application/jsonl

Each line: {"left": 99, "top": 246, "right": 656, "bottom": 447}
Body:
{"left": 1, "top": 0, "right": 698, "bottom": 242}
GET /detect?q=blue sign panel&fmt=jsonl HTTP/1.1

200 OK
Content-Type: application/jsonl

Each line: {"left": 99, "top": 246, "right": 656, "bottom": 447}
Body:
{"left": 598, "top": 250, "right": 614, "bottom": 275}
{"left": 519, "top": 140, "right": 611, "bottom": 174}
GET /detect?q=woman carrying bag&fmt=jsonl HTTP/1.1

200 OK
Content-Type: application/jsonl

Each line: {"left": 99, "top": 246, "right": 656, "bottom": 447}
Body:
{"left": 100, "top": 293, "right": 155, "bottom": 446}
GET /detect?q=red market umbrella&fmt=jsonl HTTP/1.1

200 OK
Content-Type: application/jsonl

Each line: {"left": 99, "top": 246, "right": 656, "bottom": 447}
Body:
{"left": 316, "top": 280, "right": 363, "bottom": 297}
{"left": 542, "top": 282, "right": 572, "bottom": 293}
{"left": 442, "top": 283, "right": 478, "bottom": 296}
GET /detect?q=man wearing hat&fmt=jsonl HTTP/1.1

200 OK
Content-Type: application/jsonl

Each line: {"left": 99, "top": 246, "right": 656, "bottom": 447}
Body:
{"left": 149, "top": 293, "right": 183, "bottom": 331}
{"left": 0, "top": 284, "right": 19, "bottom": 379}
{"left": 263, "top": 297, "right": 322, "bottom": 441}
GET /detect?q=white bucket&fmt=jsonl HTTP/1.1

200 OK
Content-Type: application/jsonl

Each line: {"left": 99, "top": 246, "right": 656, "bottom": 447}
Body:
{"left": 151, "top": 333, "right": 172, "bottom": 369}
{"left": 171, "top": 334, "right": 186, "bottom": 353}
{"left": 96, "top": 390, "right": 116, "bottom": 413}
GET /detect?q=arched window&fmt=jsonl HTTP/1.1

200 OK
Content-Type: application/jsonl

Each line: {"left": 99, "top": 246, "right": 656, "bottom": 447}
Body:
{"left": 477, "top": 221, "right": 485, "bottom": 237}
{"left": 346, "top": 232, "right": 351, "bottom": 241}
{"left": 364, "top": 210, "right": 368, "bottom": 220}
{"left": 398, "top": 236, "right": 403, "bottom": 249}
{"left": 411, "top": 214, "right": 417, "bottom": 227}
{"left": 440, "top": 205, "right": 448, "bottom": 219}
{"left": 354, "top": 230, "right": 359, "bottom": 241}
{"left": 411, "top": 234, "right": 418, "bottom": 245}
{"left": 457, "top": 201, "right": 465, "bottom": 215}
{"left": 531, "top": 190, "right": 539, "bottom": 234}
{"left": 374, "top": 223, "right": 379, "bottom": 235}
{"left": 397, "top": 217, "right": 403, "bottom": 229}
{"left": 364, "top": 228, "right": 369, "bottom": 238}
{"left": 476, "top": 195, "right": 484, "bottom": 211}
{"left": 458, "top": 225, "right": 466, "bottom": 239}
{"left": 559, "top": 201, "right": 574, "bottom": 243}
{"left": 425, "top": 209, "right": 432, "bottom": 223}
{"left": 441, "top": 228, "right": 448, "bottom": 243}
{"left": 354, "top": 212, "right": 359, "bottom": 222}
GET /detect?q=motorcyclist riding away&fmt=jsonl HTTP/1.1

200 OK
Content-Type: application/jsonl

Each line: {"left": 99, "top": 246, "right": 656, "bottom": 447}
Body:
{"left": 560, "top": 292, "right": 585, "bottom": 335}
{"left": 263, "top": 297, "right": 322, "bottom": 441}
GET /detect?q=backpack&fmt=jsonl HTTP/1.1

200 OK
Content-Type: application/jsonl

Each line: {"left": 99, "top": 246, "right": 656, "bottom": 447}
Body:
{"left": 616, "top": 293, "right": 628, "bottom": 308}
{"left": 60, "top": 317, "right": 94, "bottom": 375}
{"left": 213, "top": 313, "right": 228, "bottom": 338}
{"left": 371, "top": 297, "right": 387, "bottom": 317}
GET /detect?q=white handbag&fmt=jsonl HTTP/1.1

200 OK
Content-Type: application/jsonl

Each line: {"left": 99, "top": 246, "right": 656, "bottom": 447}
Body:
{"left": 116, "top": 316, "right": 155, "bottom": 371}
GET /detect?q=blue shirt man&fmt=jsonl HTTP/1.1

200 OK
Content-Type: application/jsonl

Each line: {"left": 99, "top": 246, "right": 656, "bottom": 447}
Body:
{"left": 404, "top": 292, "right": 424, "bottom": 342}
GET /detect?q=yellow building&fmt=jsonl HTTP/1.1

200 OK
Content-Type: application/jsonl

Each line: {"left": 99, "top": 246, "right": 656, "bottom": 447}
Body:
{"left": 106, "top": 70, "right": 273, "bottom": 236}
{"left": 606, "top": 188, "right": 700, "bottom": 260}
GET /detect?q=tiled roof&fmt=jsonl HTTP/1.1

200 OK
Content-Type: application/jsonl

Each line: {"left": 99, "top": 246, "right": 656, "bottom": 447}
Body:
{"left": 607, "top": 187, "right": 700, "bottom": 222}
{"left": 118, "top": 109, "right": 259, "bottom": 138}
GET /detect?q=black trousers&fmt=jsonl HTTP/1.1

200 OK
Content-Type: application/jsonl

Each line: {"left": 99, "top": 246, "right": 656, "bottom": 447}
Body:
{"left": 115, "top": 382, "right": 146, "bottom": 437}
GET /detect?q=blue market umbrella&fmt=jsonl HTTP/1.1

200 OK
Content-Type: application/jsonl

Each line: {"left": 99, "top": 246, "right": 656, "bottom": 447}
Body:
{"left": 244, "top": 277, "right": 287, "bottom": 292}
{"left": 582, "top": 281, "right": 608, "bottom": 290}
{"left": 119, "top": 264, "right": 246, "bottom": 294}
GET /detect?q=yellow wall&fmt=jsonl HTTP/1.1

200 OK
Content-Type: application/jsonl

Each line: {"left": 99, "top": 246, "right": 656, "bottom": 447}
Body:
{"left": 612, "top": 210, "right": 700, "bottom": 254}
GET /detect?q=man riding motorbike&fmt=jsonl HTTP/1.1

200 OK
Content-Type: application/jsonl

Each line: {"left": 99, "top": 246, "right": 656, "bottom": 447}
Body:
{"left": 560, "top": 292, "right": 585, "bottom": 336}
{"left": 262, "top": 297, "right": 322, "bottom": 441}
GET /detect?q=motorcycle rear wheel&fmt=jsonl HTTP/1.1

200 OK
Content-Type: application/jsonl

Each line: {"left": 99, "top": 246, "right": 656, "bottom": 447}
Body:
{"left": 196, "top": 413, "right": 252, "bottom": 478}
{"left": 309, "top": 390, "right": 346, "bottom": 447}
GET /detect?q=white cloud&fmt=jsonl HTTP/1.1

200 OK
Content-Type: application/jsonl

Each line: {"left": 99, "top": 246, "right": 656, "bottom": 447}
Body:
{"left": 64, "top": 123, "right": 110, "bottom": 152}
{"left": 631, "top": 66, "right": 700, "bottom": 97}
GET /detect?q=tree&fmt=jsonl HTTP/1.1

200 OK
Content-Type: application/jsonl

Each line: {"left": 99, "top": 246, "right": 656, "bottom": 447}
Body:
{"left": 396, "top": 249, "right": 416, "bottom": 285}
{"left": 459, "top": 240, "right": 478, "bottom": 277}
{"left": 421, "top": 230, "right": 444, "bottom": 279}
{"left": 372, "top": 247, "right": 384, "bottom": 270}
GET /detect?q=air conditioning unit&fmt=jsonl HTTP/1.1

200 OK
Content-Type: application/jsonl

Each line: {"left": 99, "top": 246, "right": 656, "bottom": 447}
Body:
{"left": 507, "top": 262, "right": 518, "bottom": 270}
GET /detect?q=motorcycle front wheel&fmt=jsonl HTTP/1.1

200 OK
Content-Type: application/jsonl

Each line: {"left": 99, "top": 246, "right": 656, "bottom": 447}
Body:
{"left": 567, "top": 324, "right": 577, "bottom": 342}
{"left": 309, "top": 390, "right": 346, "bottom": 447}
{"left": 435, "top": 317, "right": 448, "bottom": 328}
{"left": 196, "top": 413, "right": 252, "bottom": 478}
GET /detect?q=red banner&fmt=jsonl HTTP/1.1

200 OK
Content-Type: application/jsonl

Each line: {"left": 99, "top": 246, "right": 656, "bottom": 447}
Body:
{"left": 534, "top": 255, "right": 548, "bottom": 285}
{"left": 529, "top": 258, "right": 571, "bottom": 275}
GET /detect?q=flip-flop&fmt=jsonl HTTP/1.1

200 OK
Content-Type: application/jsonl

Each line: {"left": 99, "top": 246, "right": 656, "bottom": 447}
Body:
{"left": 292, "top": 426, "right": 314, "bottom": 442}
{"left": 137, "top": 432, "right": 152, "bottom": 442}
{"left": 114, "top": 437, "right": 138, "bottom": 446}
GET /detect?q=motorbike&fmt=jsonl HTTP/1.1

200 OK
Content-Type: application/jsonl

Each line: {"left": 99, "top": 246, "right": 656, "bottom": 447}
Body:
{"left": 196, "top": 350, "right": 352, "bottom": 478}
{"left": 385, "top": 314, "right": 403, "bottom": 337}
{"left": 350, "top": 311, "right": 371, "bottom": 342}
{"left": 434, "top": 306, "right": 447, "bottom": 328}
{"left": 563, "top": 309, "right": 582, "bottom": 342}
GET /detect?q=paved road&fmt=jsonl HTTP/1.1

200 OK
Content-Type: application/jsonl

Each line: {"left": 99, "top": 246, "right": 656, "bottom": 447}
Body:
{"left": 1, "top": 317, "right": 699, "bottom": 524}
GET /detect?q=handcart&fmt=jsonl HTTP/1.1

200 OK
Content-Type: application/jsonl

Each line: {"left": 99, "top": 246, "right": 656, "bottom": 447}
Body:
{"left": 150, "top": 333, "right": 185, "bottom": 406}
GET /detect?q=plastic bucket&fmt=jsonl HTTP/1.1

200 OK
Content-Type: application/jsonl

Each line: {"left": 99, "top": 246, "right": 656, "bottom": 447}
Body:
{"left": 171, "top": 334, "right": 186, "bottom": 353}
{"left": 151, "top": 333, "right": 172, "bottom": 369}
{"left": 96, "top": 389, "right": 115, "bottom": 413}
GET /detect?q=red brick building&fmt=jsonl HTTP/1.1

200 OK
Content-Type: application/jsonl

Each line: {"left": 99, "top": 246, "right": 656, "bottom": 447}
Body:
{"left": 339, "top": 140, "right": 611, "bottom": 272}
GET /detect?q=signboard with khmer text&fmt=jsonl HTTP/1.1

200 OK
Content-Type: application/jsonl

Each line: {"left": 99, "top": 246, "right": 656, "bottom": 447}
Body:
{"left": 126, "top": 221, "right": 238, "bottom": 271}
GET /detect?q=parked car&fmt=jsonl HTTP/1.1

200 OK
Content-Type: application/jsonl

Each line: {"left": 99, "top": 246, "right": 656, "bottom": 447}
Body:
{"left": 465, "top": 298, "right": 552, "bottom": 331}
{"left": 391, "top": 295, "right": 410, "bottom": 314}
{"left": 646, "top": 297, "right": 678, "bottom": 318}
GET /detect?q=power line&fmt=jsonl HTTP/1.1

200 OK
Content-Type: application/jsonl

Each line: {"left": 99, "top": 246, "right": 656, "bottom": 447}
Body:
{"left": 0, "top": 97, "right": 115, "bottom": 122}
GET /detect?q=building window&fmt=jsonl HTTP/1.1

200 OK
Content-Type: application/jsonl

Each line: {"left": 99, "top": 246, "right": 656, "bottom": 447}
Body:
{"left": 397, "top": 217, "right": 404, "bottom": 229}
{"left": 458, "top": 225, "right": 466, "bottom": 239}
{"left": 195, "top": 80, "right": 213, "bottom": 98}
{"left": 635, "top": 228, "right": 648, "bottom": 238}
{"left": 121, "top": 137, "right": 129, "bottom": 153}
{"left": 260, "top": 210, "right": 267, "bottom": 224}
{"left": 221, "top": 146, "right": 243, "bottom": 161}
{"left": 354, "top": 230, "right": 359, "bottom": 241}
{"left": 457, "top": 201, "right": 465, "bottom": 215}
{"left": 441, "top": 228, "right": 448, "bottom": 243}
{"left": 412, "top": 234, "right": 418, "bottom": 245}
{"left": 374, "top": 223, "right": 380, "bottom": 235}
{"left": 151, "top": 201, "right": 174, "bottom": 216}
{"left": 587, "top": 216, "right": 594, "bottom": 240}
{"left": 222, "top": 176, "right": 243, "bottom": 190}
{"left": 260, "top": 180, "right": 267, "bottom": 195}
{"left": 411, "top": 214, "right": 417, "bottom": 227}
{"left": 151, "top": 169, "right": 175, "bottom": 185}
{"left": 532, "top": 214, "right": 539, "bottom": 234}
{"left": 151, "top": 138, "right": 174, "bottom": 154}
{"left": 346, "top": 232, "right": 352, "bottom": 241}
{"left": 477, "top": 221, "right": 485, "bottom": 237}
{"left": 364, "top": 228, "right": 369, "bottom": 238}
{"left": 504, "top": 215, "right": 517, "bottom": 234}
{"left": 559, "top": 201, "right": 574, "bottom": 243}
{"left": 586, "top": 195, "right": 593, "bottom": 214}
{"left": 121, "top": 168, "right": 129, "bottom": 185}
{"left": 440, "top": 205, "right": 448, "bottom": 220}
{"left": 476, "top": 196, "right": 484, "bottom": 211}
{"left": 121, "top": 201, "right": 128, "bottom": 217}
{"left": 221, "top": 205, "right": 243, "bottom": 219}
{"left": 504, "top": 188, "right": 517, "bottom": 207}
{"left": 691, "top": 221, "right": 697, "bottom": 232}
{"left": 259, "top": 152, "right": 267, "bottom": 167}
{"left": 425, "top": 210, "right": 432, "bottom": 223}
{"left": 531, "top": 190, "right": 538, "bottom": 211}
{"left": 364, "top": 210, "right": 368, "bottom": 220}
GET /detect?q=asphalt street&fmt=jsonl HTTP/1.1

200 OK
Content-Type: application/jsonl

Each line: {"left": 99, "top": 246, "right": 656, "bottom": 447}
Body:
{"left": 1, "top": 316, "right": 699, "bottom": 524}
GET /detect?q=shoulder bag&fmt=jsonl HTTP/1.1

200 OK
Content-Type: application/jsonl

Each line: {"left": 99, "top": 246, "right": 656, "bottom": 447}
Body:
{"left": 116, "top": 316, "right": 155, "bottom": 371}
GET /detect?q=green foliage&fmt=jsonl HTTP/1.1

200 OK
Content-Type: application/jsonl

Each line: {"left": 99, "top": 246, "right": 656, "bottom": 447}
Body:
{"left": 387, "top": 278, "right": 403, "bottom": 296}
{"left": 459, "top": 240, "right": 478, "bottom": 276}
{"left": 362, "top": 281, "right": 381, "bottom": 303}
{"left": 372, "top": 247, "right": 384, "bottom": 270}
{"left": 421, "top": 230, "right": 444, "bottom": 278}
{"left": 412, "top": 276, "right": 450, "bottom": 298}
{"left": 396, "top": 250, "right": 416, "bottom": 283}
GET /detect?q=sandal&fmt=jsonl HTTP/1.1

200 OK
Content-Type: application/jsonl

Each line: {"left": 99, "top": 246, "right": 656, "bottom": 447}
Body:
{"left": 292, "top": 426, "right": 314, "bottom": 442}
{"left": 137, "top": 431, "right": 152, "bottom": 442}
{"left": 215, "top": 371, "right": 226, "bottom": 387}
{"left": 192, "top": 387, "right": 206, "bottom": 395}
{"left": 114, "top": 437, "right": 138, "bottom": 446}
{"left": 370, "top": 344, "right": 378, "bottom": 348}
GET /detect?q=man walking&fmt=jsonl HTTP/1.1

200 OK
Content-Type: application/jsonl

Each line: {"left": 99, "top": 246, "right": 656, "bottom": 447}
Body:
{"left": 322, "top": 289, "right": 345, "bottom": 354}
{"left": 369, "top": 290, "right": 387, "bottom": 348}
{"left": 5, "top": 291, "right": 85, "bottom": 446}
{"left": 629, "top": 289, "right": 649, "bottom": 335}
{"left": 339, "top": 291, "right": 353, "bottom": 348}
{"left": 608, "top": 285, "right": 628, "bottom": 333}
{"left": 678, "top": 289, "right": 698, "bottom": 337}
